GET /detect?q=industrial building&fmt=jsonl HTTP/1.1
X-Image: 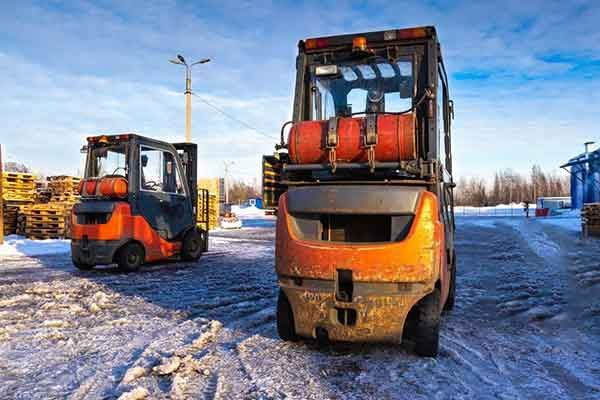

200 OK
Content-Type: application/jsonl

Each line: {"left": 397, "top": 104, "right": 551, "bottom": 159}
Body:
{"left": 561, "top": 142, "right": 600, "bottom": 209}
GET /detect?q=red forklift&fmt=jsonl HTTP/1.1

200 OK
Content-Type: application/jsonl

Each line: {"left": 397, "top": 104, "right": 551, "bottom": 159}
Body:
{"left": 71, "top": 134, "right": 209, "bottom": 271}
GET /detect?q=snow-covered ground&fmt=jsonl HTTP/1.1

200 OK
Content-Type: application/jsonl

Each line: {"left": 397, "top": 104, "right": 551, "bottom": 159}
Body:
{"left": 0, "top": 216, "right": 599, "bottom": 399}
{"left": 0, "top": 235, "right": 71, "bottom": 257}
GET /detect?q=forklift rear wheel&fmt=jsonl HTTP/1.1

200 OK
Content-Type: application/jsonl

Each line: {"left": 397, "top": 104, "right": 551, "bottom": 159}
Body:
{"left": 181, "top": 229, "right": 203, "bottom": 261}
{"left": 414, "top": 288, "right": 441, "bottom": 357}
{"left": 72, "top": 260, "right": 94, "bottom": 270}
{"left": 116, "top": 242, "right": 144, "bottom": 272}
{"left": 444, "top": 251, "right": 456, "bottom": 312}
{"left": 277, "top": 290, "right": 298, "bottom": 342}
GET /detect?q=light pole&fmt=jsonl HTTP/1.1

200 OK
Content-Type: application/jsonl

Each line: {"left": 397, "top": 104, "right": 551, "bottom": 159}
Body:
{"left": 223, "top": 161, "right": 234, "bottom": 204}
{"left": 169, "top": 54, "right": 211, "bottom": 143}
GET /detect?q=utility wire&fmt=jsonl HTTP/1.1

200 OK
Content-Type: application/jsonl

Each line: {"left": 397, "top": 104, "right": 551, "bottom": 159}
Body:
{"left": 192, "top": 92, "right": 277, "bottom": 140}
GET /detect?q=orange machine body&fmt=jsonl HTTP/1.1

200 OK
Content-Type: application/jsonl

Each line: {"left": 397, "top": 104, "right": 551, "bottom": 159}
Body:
{"left": 71, "top": 201, "right": 181, "bottom": 263}
{"left": 276, "top": 190, "right": 449, "bottom": 342}
{"left": 288, "top": 113, "right": 416, "bottom": 164}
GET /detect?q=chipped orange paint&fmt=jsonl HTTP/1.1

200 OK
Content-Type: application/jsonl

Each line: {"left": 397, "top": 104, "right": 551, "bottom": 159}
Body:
{"left": 276, "top": 190, "right": 445, "bottom": 283}
{"left": 275, "top": 190, "right": 450, "bottom": 342}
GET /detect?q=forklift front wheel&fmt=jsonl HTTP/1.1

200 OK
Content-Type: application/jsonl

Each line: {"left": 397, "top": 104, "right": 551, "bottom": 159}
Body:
{"left": 116, "top": 242, "right": 144, "bottom": 272}
{"left": 181, "top": 229, "right": 203, "bottom": 261}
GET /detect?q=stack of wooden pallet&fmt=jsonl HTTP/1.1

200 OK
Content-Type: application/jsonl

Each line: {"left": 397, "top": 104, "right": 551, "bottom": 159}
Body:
{"left": 2, "top": 172, "right": 36, "bottom": 235}
{"left": 2, "top": 172, "right": 36, "bottom": 202}
{"left": 47, "top": 176, "right": 81, "bottom": 238}
{"left": 197, "top": 178, "right": 220, "bottom": 230}
{"left": 18, "top": 203, "right": 68, "bottom": 239}
{"left": 582, "top": 203, "right": 600, "bottom": 237}
{"left": 47, "top": 175, "right": 81, "bottom": 202}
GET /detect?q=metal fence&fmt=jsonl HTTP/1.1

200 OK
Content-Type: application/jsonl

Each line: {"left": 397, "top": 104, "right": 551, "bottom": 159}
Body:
{"left": 453, "top": 205, "right": 532, "bottom": 217}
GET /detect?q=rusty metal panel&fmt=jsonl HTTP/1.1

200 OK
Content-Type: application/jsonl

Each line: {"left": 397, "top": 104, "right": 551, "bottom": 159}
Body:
{"left": 276, "top": 190, "right": 444, "bottom": 284}
{"left": 281, "top": 281, "right": 428, "bottom": 343}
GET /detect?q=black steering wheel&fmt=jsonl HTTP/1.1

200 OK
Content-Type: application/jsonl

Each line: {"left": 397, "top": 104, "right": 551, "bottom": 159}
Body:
{"left": 111, "top": 167, "right": 127, "bottom": 176}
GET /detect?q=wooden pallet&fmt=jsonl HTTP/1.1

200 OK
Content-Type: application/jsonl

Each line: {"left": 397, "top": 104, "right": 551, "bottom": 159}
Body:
{"left": 26, "top": 222, "right": 65, "bottom": 229}
{"left": 47, "top": 175, "right": 81, "bottom": 182}
{"left": 3, "top": 172, "right": 34, "bottom": 179}
{"left": 26, "top": 235, "right": 64, "bottom": 240}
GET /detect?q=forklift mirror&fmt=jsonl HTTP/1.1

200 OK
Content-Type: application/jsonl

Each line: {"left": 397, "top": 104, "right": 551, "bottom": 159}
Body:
{"left": 141, "top": 155, "right": 148, "bottom": 167}
{"left": 80, "top": 145, "right": 88, "bottom": 154}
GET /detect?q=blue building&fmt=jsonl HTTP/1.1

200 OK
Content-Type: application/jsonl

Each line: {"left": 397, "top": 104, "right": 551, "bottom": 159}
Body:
{"left": 561, "top": 146, "right": 600, "bottom": 209}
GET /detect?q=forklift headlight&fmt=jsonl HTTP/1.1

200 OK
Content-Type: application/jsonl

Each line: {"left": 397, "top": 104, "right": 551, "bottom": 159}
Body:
{"left": 315, "top": 65, "right": 339, "bottom": 76}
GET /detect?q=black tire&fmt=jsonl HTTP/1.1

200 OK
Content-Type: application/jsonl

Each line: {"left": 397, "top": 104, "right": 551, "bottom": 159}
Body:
{"left": 444, "top": 251, "right": 456, "bottom": 312}
{"left": 414, "top": 288, "right": 441, "bottom": 357}
{"left": 116, "top": 242, "right": 144, "bottom": 272}
{"left": 73, "top": 259, "right": 94, "bottom": 270}
{"left": 181, "top": 229, "right": 203, "bottom": 261}
{"left": 276, "top": 290, "right": 298, "bottom": 342}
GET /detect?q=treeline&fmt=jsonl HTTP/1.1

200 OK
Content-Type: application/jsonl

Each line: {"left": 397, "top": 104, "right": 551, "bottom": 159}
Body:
{"left": 228, "top": 179, "right": 260, "bottom": 203}
{"left": 455, "top": 165, "right": 570, "bottom": 206}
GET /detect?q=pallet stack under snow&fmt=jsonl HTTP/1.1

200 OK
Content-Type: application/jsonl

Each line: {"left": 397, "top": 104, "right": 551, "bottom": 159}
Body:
{"left": 582, "top": 203, "right": 600, "bottom": 237}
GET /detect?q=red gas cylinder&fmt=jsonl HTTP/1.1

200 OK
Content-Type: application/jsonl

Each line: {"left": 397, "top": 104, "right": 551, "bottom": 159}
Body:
{"left": 288, "top": 113, "right": 416, "bottom": 164}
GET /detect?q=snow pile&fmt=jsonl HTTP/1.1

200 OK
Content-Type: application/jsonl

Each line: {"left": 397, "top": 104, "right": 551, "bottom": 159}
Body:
{"left": 230, "top": 205, "right": 266, "bottom": 218}
{"left": 0, "top": 235, "right": 70, "bottom": 257}
{"left": 220, "top": 218, "right": 243, "bottom": 229}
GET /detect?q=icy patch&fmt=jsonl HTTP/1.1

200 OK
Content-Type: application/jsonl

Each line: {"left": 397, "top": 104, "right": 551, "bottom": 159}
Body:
{"left": 504, "top": 219, "right": 561, "bottom": 260}
{"left": 455, "top": 217, "right": 498, "bottom": 228}
{"left": 539, "top": 215, "right": 581, "bottom": 233}
{"left": 0, "top": 235, "right": 70, "bottom": 257}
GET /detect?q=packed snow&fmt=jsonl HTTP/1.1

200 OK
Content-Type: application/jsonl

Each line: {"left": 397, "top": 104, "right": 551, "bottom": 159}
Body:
{"left": 231, "top": 204, "right": 267, "bottom": 218}
{"left": 0, "top": 235, "right": 70, "bottom": 257}
{"left": 0, "top": 215, "right": 599, "bottom": 399}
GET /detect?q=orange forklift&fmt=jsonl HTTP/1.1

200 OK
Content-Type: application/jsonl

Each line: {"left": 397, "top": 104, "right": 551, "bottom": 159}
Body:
{"left": 71, "top": 134, "right": 208, "bottom": 271}
{"left": 263, "top": 26, "right": 455, "bottom": 356}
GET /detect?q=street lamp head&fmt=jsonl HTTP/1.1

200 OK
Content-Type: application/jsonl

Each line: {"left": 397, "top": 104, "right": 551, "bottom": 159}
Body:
{"left": 192, "top": 58, "right": 211, "bottom": 66}
{"left": 177, "top": 54, "right": 186, "bottom": 64}
{"left": 169, "top": 59, "right": 183, "bottom": 65}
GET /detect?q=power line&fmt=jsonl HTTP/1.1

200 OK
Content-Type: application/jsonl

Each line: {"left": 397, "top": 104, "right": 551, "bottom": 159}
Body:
{"left": 191, "top": 92, "right": 277, "bottom": 140}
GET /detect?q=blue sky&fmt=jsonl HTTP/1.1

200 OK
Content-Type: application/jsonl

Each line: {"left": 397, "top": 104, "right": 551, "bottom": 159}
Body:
{"left": 1, "top": 0, "right": 599, "bottom": 182}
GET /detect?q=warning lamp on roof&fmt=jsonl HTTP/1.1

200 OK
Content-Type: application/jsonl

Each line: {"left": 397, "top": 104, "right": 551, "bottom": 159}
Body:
{"left": 352, "top": 36, "right": 368, "bottom": 52}
{"left": 397, "top": 27, "right": 428, "bottom": 40}
{"left": 305, "top": 38, "right": 329, "bottom": 50}
{"left": 98, "top": 135, "right": 109, "bottom": 144}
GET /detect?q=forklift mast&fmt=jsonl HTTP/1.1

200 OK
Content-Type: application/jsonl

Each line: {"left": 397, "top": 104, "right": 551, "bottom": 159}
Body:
{"left": 173, "top": 142, "right": 198, "bottom": 221}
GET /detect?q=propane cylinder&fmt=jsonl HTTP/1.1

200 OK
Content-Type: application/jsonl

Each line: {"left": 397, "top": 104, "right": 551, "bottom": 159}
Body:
{"left": 288, "top": 114, "right": 416, "bottom": 164}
